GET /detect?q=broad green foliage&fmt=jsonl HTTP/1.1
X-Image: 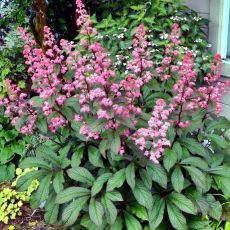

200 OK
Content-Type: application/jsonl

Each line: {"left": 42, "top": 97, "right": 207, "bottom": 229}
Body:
{"left": 17, "top": 115, "right": 230, "bottom": 229}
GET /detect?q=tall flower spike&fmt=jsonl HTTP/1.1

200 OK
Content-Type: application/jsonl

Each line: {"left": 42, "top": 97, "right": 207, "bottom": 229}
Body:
{"left": 133, "top": 99, "right": 172, "bottom": 164}
{"left": 75, "top": 0, "right": 90, "bottom": 27}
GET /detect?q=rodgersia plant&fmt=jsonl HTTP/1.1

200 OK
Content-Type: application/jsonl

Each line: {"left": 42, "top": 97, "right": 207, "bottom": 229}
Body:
{"left": 1, "top": 0, "right": 230, "bottom": 229}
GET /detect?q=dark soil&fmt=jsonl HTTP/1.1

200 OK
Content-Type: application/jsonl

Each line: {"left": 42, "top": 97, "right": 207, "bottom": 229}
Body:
{"left": 0, "top": 204, "right": 59, "bottom": 230}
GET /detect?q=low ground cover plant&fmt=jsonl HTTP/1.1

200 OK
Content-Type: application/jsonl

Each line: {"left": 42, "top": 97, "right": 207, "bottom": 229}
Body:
{"left": 0, "top": 168, "right": 39, "bottom": 225}
{"left": 1, "top": 0, "right": 230, "bottom": 229}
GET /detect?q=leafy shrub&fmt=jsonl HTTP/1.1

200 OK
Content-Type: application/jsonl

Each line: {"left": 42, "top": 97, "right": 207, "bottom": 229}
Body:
{"left": 92, "top": 0, "right": 212, "bottom": 82}
{"left": 0, "top": 168, "right": 39, "bottom": 225}
{"left": 0, "top": 0, "right": 31, "bottom": 180}
{"left": 0, "top": 108, "right": 27, "bottom": 182}
{"left": 1, "top": 0, "right": 230, "bottom": 229}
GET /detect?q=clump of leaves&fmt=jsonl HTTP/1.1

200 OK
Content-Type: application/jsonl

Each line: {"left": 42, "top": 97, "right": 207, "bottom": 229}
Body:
{"left": 0, "top": 108, "right": 28, "bottom": 182}
{"left": 0, "top": 168, "right": 39, "bottom": 225}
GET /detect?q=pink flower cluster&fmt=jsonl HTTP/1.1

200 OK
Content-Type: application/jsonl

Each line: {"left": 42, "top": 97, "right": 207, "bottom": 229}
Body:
{"left": 156, "top": 24, "right": 181, "bottom": 81}
{"left": 196, "top": 54, "right": 229, "bottom": 114}
{"left": 133, "top": 99, "right": 172, "bottom": 163}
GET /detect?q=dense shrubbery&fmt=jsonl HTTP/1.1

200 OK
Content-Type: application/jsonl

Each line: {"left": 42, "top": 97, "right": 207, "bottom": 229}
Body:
{"left": 1, "top": 0, "right": 230, "bottom": 229}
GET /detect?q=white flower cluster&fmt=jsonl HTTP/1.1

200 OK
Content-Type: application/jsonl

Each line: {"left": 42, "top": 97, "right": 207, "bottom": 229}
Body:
{"left": 193, "top": 16, "right": 202, "bottom": 22}
{"left": 170, "top": 16, "right": 188, "bottom": 21}
{"left": 160, "top": 33, "right": 169, "bottom": 39}
{"left": 195, "top": 38, "right": 203, "bottom": 43}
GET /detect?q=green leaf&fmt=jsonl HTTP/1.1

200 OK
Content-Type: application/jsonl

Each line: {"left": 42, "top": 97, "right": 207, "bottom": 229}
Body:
{"left": 149, "top": 195, "right": 165, "bottom": 229}
{"left": 62, "top": 196, "right": 89, "bottom": 226}
{"left": 187, "top": 218, "right": 211, "bottom": 230}
{"left": 116, "top": 116, "right": 136, "bottom": 130}
{"left": 44, "top": 193, "right": 59, "bottom": 224}
{"left": 207, "top": 134, "right": 229, "bottom": 149}
{"left": 206, "top": 194, "right": 222, "bottom": 220}
{"left": 206, "top": 117, "right": 230, "bottom": 132}
{"left": 56, "top": 187, "right": 90, "bottom": 204}
{"left": 168, "top": 126, "right": 176, "bottom": 143}
{"left": 99, "top": 139, "right": 109, "bottom": 157}
{"left": 147, "top": 162, "right": 167, "bottom": 188}
{"left": 35, "top": 174, "right": 52, "bottom": 206}
{"left": 167, "top": 201, "right": 187, "bottom": 230}
{"left": 60, "top": 106, "right": 74, "bottom": 120}
{"left": 88, "top": 145, "right": 104, "bottom": 168}
{"left": 163, "top": 148, "right": 177, "bottom": 172}
{"left": 180, "top": 157, "right": 208, "bottom": 170}
{"left": 53, "top": 171, "right": 64, "bottom": 193}
{"left": 0, "top": 163, "right": 15, "bottom": 182}
{"left": 214, "top": 176, "right": 230, "bottom": 197}
{"left": 101, "top": 196, "right": 117, "bottom": 225}
{"left": 110, "top": 216, "right": 123, "bottom": 230}
{"left": 171, "top": 166, "right": 184, "bottom": 193}
{"left": 106, "top": 169, "right": 126, "bottom": 192}
{"left": 71, "top": 145, "right": 84, "bottom": 167}
{"left": 36, "top": 145, "right": 59, "bottom": 166}
{"left": 181, "top": 24, "right": 189, "bottom": 31}
{"left": 37, "top": 117, "right": 48, "bottom": 133}
{"left": 130, "top": 203, "right": 148, "bottom": 221}
{"left": 20, "top": 157, "right": 52, "bottom": 170}
{"left": 110, "top": 133, "right": 121, "bottom": 154}
{"left": 89, "top": 198, "right": 104, "bottom": 226}
{"left": 124, "top": 212, "right": 142, "bottom": 230}
{"left": 208, "top": 166, "right": 230, "bottom": 177}
{"left": 126, "top": 163, "right": 135, "bottom": 189}
{"left": 173, "top": 142, "right": 183, "bottom": 160}
{"left": 67, "top": 167, "right": 95, "bottom": 185}
{"left": 139, "top": 169, "right": 152, "bottom": 190}
{"left": 64, "top": 97, "right": 80, "bottom": 112}
{"left": 183, "top": 166, "right": 207, "bottom": 190}
{"left": 106, "top": 191, "right": 123, "bottom": 202}
{"left": 180, "top": 138, "right": 208, "bottom": 157}
{"left": 132, "top": 180, "right": 153, "bottom": 209}
{"left": 16, "top": 170, "right": 47, "bottom": 191}
{"left": 168, "top": 192, "right": 197, "bottom": 214}
{"left": 88, "top": 118, "right": 106, "bottom": 133}
{"left": 91, "top": 173, "right": 112, "bottom": 197}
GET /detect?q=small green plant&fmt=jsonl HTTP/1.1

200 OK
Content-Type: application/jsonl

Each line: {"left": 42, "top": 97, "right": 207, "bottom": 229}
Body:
{"left": 0, "top": 108, "right": 27, "bottom": 182}
{"left": 0, "top": 168, "right": 39, "bottom": 225}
